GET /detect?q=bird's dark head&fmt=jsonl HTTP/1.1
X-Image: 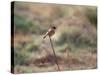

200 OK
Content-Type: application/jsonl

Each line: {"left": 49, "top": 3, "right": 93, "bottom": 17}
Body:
{"left": 52, "top": 26, "right": 56, "bottom": 29}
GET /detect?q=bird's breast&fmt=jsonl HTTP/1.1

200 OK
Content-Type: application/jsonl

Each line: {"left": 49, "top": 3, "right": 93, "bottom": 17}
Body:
{"left": 48, "top": 30, "right": 55, "bottom": 37}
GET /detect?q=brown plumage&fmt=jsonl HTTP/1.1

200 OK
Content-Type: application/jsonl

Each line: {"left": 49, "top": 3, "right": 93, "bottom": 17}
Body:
{"left": 43, "top": 26, "right": 56, "bottom": 39}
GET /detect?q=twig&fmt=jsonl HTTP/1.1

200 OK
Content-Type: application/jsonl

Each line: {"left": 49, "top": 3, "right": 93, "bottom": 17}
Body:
{"left": 48, "top": 36, "right": 60, "bottom": 71}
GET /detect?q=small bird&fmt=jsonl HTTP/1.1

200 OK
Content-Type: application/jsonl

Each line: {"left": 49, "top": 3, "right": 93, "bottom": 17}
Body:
{"left": 43, "top": 26, "right": 56, "bottom": 39}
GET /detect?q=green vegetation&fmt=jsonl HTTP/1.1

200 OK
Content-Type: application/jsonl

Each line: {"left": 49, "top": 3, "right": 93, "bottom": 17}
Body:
{"left": 85, "top": 7, "right": 97, "bottom": 28}
{"left": 14, "top": 48, "right": 30, "bottom": 65}
{"left": 14, "top": 14, "right": 46, "bottom": 34}
{"left": 56, "top": 28, "right": 96, "bottom": 47}
{"left": 14, "top": 14, "right": 33, "bottom": 33}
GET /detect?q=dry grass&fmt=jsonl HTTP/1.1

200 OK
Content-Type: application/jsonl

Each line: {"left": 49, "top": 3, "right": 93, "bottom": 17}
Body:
{"left": 14, "top": 49, "right": 96, "bottom": 73}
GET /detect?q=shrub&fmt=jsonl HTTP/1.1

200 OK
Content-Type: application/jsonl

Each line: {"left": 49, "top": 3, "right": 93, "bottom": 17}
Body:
{"left": 14, "top": 48, "right": 30, "bottom": 65}
{"left": 25, "top": 43, "right": 39, "bottom": 52}
{"left": 85, "top": 7, "right": 97, "bottom": 28}
{"left": 56, "top": 31, "right": 96, "bottom": 49}
{"left": 14, "top": 14, "right": 39, "bottom": 34}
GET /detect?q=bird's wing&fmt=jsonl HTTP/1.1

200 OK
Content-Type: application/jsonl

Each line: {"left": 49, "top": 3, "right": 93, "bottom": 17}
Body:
{"left": 43, "top": 29, "right": 52, "bottom": 39}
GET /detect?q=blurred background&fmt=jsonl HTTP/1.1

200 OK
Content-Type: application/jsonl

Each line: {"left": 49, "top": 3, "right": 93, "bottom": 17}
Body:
{"left": 13, "top": 1, "right": 97, "bottom": 73}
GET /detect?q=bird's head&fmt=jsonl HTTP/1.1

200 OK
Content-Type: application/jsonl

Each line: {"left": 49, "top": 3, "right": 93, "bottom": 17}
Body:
{"left": 52, "top": 26, "right": 56, "bottom": 29}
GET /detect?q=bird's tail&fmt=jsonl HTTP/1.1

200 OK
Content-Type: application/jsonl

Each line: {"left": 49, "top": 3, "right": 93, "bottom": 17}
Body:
{"left": 43, "top": 35, "right": 47, "bottom": 39}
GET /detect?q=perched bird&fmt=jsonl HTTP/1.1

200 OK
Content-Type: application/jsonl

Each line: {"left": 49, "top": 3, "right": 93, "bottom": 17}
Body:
{"left": 43, "top": 26, "right": 56, "bottom": 39}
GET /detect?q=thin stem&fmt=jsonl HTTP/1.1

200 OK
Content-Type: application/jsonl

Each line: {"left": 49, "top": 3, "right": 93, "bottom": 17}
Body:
{"left": 49, "top": 36, "right": 60, "bottom": 71}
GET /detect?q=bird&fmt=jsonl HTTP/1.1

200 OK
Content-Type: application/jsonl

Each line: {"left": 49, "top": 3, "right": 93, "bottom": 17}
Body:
{"left": 43, "top": 26, "right": 56, "bottom": 39}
